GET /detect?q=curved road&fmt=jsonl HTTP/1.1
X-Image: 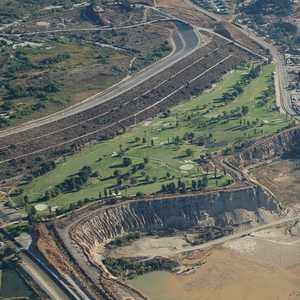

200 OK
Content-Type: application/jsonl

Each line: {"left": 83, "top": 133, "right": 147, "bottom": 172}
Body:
{"left": 0, "top": 21, "right": 200, "bottom": 138}
{"left": 0, "top": 5, "right": 271, "bottom": 139}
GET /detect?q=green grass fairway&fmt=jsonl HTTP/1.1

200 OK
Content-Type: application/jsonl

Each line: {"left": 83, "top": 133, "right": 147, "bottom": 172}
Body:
{"left": 12, "top": 64, "right": 291, "bottom": 211}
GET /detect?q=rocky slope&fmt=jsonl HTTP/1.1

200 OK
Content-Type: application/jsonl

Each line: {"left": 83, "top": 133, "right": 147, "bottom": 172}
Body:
{"left": 51, "top": 186, "right": 281, "bottom": 299}
{"left": 69, "top": 186, "right": 279, "bottom": 257}
{"left": 233, "top": 125, "right": 300, "bottom": 167}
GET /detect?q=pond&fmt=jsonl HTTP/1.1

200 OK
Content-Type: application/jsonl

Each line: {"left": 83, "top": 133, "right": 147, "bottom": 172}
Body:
{"left": 129, "top": 271, "right": 181, "bottom": 300}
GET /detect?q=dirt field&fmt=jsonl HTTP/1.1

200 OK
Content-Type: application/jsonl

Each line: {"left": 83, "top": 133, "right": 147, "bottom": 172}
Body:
{"left": 101, "top": 235, "right": 191, "bottom": 258}
{"left": 225, "top": 226, "right": 300, "bottom": 268}
{"left": 156, "top": 0, "right": 215, "bottom": 28}
{"left": 251, "top": 159, "right": 300, "bottom": 210}
{"left": 129, "top": 246, "right": 300, "bottom": 300}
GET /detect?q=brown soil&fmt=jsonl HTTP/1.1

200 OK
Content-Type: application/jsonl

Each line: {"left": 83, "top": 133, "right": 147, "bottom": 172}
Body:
{"left": 157, "top": 247, "right": 300, "bottom": 300}
{"left": 251, "top": 159, "right": 300, "bottom": 210}
{"left": 157, "top": 0, "right": 266, "bottom": 55}
{"left": 157, "top": 0, "right": 215, "bottom": 28}
{"left": 0, "top": 191, "right": 7, "bottom": 200}
{"left": 36, "top": 224, "right": 71, "bottom": 274}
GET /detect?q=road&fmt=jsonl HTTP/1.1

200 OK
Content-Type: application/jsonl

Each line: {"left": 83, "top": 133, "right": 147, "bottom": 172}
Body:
{"left": 0, "top": 20, "right": 200, "bottom": 138}
{"left": 0, "top": 5, "right": 271, "bottom": 140}
{"left": 19, "top": 252, "right": 73, "bottom": 300}
{"left": 173, "top": 215, "right": 300, "bottom": 255}
{"left": 0, "top": 18, "right": 175, "bottom": 37}
{"left": 183, "top": 0, "right": 296, "bottom": 118}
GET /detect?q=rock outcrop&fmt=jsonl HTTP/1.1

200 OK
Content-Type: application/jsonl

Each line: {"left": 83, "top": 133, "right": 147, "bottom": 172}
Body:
{"left": 233, "top": 126, "right": 300, "bottom": 166}
{"left": 69, "top": 186, "right": 279, "bottom": 255}
{"left": 53, "top": 186, "right": 281, "bottom": 299}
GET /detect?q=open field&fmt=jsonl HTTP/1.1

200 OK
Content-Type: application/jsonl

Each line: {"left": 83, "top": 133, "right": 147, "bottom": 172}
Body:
{"left": 126, "top": 226, "right": 300, "bottom": 300}
{"left": 225, "top": 225, "right": 300, "bottom": 268}
{"left": 10, "top": 63, "right": 290, "bottom": 210}
{"left": 251, "top": 158, "right": 300, "bottom": 210}
{"left": 0, "top": 3, "right": 172, "bottom": 127}
{"left": 129, "top": 246, "right": 300, "bottom": 300}
{"left": 101, "top": 235, "right": 191, "bottom": 258}
{"left": 0, "top": 36, "right": 249, "bottom": 180}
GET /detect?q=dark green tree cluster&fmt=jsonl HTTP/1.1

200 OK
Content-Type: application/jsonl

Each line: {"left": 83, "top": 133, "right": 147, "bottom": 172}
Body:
{"left": 242, "top": 0, "right": 293, "bottom": 17}
{"left": 103, "top": 256, "right": 178, "bottom": 279}
{"left": 40, "top": 165, "right": 93, "bottom": 201}
{"left": 215, "top": 65, "right": 261, "bottom": 104}
{"left": 160, "top": 176, "right": 208, "bottom": 194}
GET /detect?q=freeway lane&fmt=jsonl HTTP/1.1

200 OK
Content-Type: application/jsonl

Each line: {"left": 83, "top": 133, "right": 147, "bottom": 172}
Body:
{"left": 19, "top": 253, "right": 73, "bottom": 300}
{"left": 0, "top": 21, "right": 200, "bottom": 138}
{"left": 0, "top": 49, "right": 238, "bottom": 164}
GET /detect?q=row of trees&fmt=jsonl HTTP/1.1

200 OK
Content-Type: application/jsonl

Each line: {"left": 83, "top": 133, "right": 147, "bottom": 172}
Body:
{"left": 40, "top": 165, "right": 93, "bottom": 201}
{"left": 215, "top": 65, "right": 261, "bottom": 104}
{"left": 160, "top": 177, "right": 209, "bottom": 194}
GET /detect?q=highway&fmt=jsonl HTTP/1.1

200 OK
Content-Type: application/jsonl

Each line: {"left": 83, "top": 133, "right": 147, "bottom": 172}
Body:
{"left": 19, "top": 253, "right": 73, "bottom": 300}
{"left": 0, "top": 4, "right": 297, "bottom": 299}
{"left": 0, "top": 18, "right": 175, "bottom": 37}
{"left": 0, "top": 5, "right": 271, "bottom": 140}
{"left": 0, "top": 5, "right": 267, "bottom": 141}
{"left": 0, "top": 20, "right": 200, "bottom": 138}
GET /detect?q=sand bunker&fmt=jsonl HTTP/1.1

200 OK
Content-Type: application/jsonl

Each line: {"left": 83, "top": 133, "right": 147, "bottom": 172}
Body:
{"left": 180, "top": 164, "right": 194, "bottom": 171}
{"left": 35, "top": 204, "right": 48, "bottom": 211}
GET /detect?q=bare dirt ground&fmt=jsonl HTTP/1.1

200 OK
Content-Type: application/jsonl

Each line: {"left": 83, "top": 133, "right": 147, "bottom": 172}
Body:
{"left": 157, "top": 0, "right": 215, "bottom": 28}
{"left": 101, "top": 235, "right": 191, "bottom": 258}
{"left": 225, "top": 225, "right": 300, "bottom": 268}
{"left": 251, "top": 159, "right": 300, "bottom": 210}
{"left": 108, "top": 222, "right": 300, "bottom": 300}
{"left": 36, "top": 224, "right": 72, "bottom": 274}
{"left": 130, "top": 247, "right": 300, "bottom": 300}
{"left": 157, "top": 0, "right": 266, "bottom": 55}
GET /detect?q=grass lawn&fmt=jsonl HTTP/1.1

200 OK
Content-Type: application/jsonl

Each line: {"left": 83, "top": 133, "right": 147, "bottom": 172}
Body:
{"left": 12, "top": 64, "right": 291, "bottom": 211}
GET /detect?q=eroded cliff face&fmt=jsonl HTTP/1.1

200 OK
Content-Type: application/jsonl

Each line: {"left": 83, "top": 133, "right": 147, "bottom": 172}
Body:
{"left": 234, "top": 126, "right": 300, "bottom": 166}
{"left": 69, "top": 186, "right": 280, "bottom": 255}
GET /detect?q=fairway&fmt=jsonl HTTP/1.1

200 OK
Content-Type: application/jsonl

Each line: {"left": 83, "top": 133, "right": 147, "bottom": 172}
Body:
{"left": 12, "top": 64, "right": 290, "bottom": 211}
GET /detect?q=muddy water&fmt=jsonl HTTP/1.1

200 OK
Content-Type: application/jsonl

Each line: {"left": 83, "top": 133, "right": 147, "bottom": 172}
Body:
{"left": 129, "top": 271, "right": 177, "bottom": 300}
{"left": 0, "top": 267, "right": 39, "bottom": 299}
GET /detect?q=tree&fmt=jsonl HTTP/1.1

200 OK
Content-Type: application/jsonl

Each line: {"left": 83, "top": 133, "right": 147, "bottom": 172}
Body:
{"left": 241, "top": 105, "right": 249, "bottom": 116}
{"left": 63, "top": 0, "right": 73, "bottom": 9}
{"left": 185, "top": 148, "right": 193, "bottom": 157}
{"left": 27, "top": 206, "right": 37, "bottom": 223}
{"left": 123, "top": 157, "right": 132, "bottom": 166}
{"left": 23, "top": 195, "right": 29, "bottom": 205}
{"left": 136, "top": 191, "right": 144, "bottom": 198}
{"left": 161, "top": 184, "right": 167, "bottom": 193}
{"left": 192, "top": 180, "right": 197, "bottom": 191}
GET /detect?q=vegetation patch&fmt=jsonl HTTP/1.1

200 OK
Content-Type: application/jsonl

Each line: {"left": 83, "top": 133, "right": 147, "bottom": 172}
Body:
{"left": 11, "top": 64, "right": 290, "bottom": 213}
{"left": 103, "top": 256, "right": 179, "bottom": 279}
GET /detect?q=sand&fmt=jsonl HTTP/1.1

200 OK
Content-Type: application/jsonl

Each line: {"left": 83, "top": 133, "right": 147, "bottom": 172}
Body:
{"left": 130, "top": 247, "right": 300, "bottom": 300}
